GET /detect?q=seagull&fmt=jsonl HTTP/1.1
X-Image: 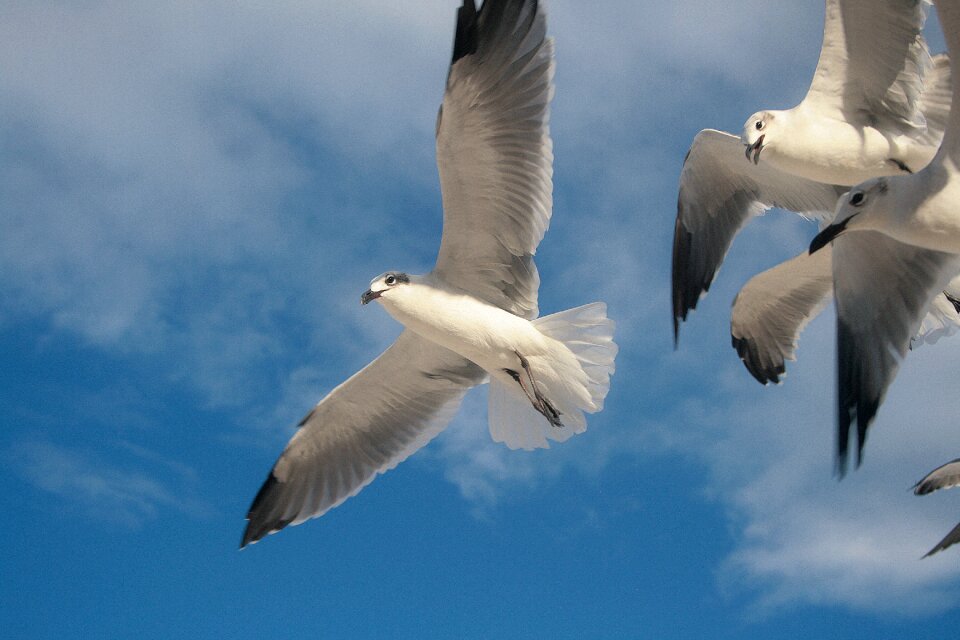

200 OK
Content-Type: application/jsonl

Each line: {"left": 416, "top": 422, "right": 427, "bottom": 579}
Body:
{"left": 730, "top": 244, "right": 960, "bottom": 385}
{"left": 808, "top": 0, "right": 960, "bottom": 475}
{"left": 672, "top": 0, "right": 950, "bottom": 343}
{"left": 913, "top": 458, "right": 960, "bottom": 556}
{"left": 240, "top": 0, "right": 617, "bottom": 548}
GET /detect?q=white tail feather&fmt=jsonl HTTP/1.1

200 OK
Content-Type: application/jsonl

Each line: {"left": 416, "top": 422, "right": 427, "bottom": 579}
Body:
{"left": 488, "top": 302, "right": 617, "bottom": 450}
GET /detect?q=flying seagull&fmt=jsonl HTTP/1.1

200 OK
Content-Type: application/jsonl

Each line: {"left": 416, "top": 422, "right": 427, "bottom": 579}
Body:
{"left": 808, "top": 0, "right": 960, "bottom": 475}
{"left": 913, "top": 458, "right": 960, "bottom": 556}
{"left": 730, "top": 243, "right": 960, "bottom": 385}
{"left": 672, "top": 0, "right": 950, "bottom": 343}
{"left": 241, "top": 0, "right": 617, "bottom": 548}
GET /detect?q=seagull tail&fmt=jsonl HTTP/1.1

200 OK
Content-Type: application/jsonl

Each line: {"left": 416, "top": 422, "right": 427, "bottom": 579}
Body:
{"left": 488, "top": 302, "right": 618, "bottom": 450}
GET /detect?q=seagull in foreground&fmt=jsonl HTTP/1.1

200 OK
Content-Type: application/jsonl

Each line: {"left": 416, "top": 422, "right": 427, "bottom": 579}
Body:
{"left": 241, "top": 0, "right": 617, "bottom": 547}
{"left": 730, "top": 243, "right": 960, "bottom": 385}
{"left": 672, "top": 0, "right": 950, "bottom": 343}
{"left": 808, "top": 0, "right": 960, "bottom": 475}
{"left": 914, "top": 458, "right": 960, "bottom": 556}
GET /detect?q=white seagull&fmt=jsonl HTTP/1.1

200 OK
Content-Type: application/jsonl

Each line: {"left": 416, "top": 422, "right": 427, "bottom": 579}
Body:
{"left": 672, "top": 0, "right": 950, "bottom": 343}
{"left": 913, "top": 458, "right": 960, "bottom": 556}
{"left": 241, "top": 0, "right": 617, "bottom": 547}
{"left": 730, "top": 244, "right": 960, "bottom": 384}
{"left": 808, "top": 0, "right": 960, "bottom": 475}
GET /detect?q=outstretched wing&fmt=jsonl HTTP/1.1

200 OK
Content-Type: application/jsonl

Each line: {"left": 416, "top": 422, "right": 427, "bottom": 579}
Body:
{"left": 731, "top": 245, "right": 833, "bottom": 384}
{"left": 804, "top": 0, "right": 931, "bottom": 132}
{"left": 914, "top": 458, "right": 960, "bottom": 495}
{"left": 914, "top": 458, "right": 960, "bottom": 557}
{"left": 434, "top": 0, "right": 553, "bottom": 319}
{"left": 673, "top": 129, "right": 844, "bottom": 341}
{"left": 242, "top": 331, "right": 485, "bottom": 547}
{"left": 831, "top": 232, "right": 960, "bottom": 474}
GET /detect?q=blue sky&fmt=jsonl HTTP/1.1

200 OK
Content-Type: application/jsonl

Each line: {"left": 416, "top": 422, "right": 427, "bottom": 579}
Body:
{"left": 3, "top": 0, "right": 960, "bottom": 637}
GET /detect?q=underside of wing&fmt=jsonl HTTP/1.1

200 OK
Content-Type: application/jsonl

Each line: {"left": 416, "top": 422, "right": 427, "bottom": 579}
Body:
{"left": 731, "top": 245, "right": 834, "bottom": 384}
{"left": 241, "top": 331, "right": 485, "bottom": 547}
{"left": 831, "top": 232, "right": 960, "bottom": 474}
{"left": 434, "top": 0, "right": 553, "bottom": 319}
{"left": 924, "top": 521, "right": 960, "bottom": 556}
{"left": 805, "top": 0, "right": 930, "bottom": 130}
{"left": 673, "top": 129, "right": 844, "bottom": 341}
{"left": 914, "top": 458, "right": 960, "bottom": 495}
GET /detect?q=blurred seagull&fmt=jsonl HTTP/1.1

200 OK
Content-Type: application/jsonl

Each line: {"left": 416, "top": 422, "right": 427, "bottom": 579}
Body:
{"left": 241, "top": 0, "right": 617, "bottom": 548}
{"left": 913, "top": 458, "right": 960, "bottom": 556}
{"left": 672, "top": 0, "right": 950, "bottom": 343}
{"left": 808, "top": 0, "right": 960, "bottom": 475}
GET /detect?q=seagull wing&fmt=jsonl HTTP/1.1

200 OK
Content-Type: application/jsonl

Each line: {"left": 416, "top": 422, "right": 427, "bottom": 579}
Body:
{"left": 242, "top": 331, "right": 485, "bottom": 547}
{"left": 924, "top": 521, "right": 960, "bottom": 557}
{"left": 804, "top": 0, "right": 931, "bottom": 130}
{"left": 914, "top": 458, "right": 960, "bottom": 495}
{"left": 730, "top": 245, "right": 833, "bottom": 384}
{"left": 914, "top": 457, "right": 960, "bottom": 557}
{"left": 673, "top": 129, "right": 845, "bottom": 341}
{"left": 935, "top": 0, "right": 960, "bottom": 161}
{"left": 914, "top": 53, "right": 952, "bottom": 147}
{"left": 831, "top": 232, "right": 960, "bottom": 474}
{"left": 433, "top": 0, "right": 553, "bottom": 319}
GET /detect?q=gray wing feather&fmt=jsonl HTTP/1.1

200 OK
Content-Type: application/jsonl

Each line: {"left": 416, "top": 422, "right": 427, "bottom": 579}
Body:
{"left": 914, "top": 458, "right": 960, "bottom": 495}
{"left": 434, "top": 0, "right": 553, "bottom": 319}
{"left": 924, "top": 521, "right": 960, "bottom": 557}
{"left": 673, "top": 129, "right": 845, "bottom": 340}
{"left": 242, "top": 331, "right": 485, "bottom": 547}
{"left": 914, "top": 458, "right": 960, "bottom": 557}
{"left": 914, "top": 53, "right": 953, "bottom": 146}
{"left": 832, "top": 232, "right": 960, "bottom": 474}
{"left": 805, "top": 0, "right": 931, "bottom": 131}
{"left": 731, "top": 245, "right": 833, "bottom": 384}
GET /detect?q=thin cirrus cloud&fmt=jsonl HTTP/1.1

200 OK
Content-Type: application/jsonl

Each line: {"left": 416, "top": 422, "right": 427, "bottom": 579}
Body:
{"left": 2, "top": 0, "right": 959, "bottom": 616}
{"left": 10, "top": 440, "right": 209, "bottom": 528}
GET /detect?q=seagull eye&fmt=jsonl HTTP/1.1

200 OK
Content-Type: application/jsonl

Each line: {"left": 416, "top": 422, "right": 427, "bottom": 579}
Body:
{"left": 755, "top": 120, "right": 764, "bottom": 131}
{"left": 385, "top": 275, "right": 397, "bottom": 286}
{"left": 849, "top": 192, "right": 865, "bottom": 207}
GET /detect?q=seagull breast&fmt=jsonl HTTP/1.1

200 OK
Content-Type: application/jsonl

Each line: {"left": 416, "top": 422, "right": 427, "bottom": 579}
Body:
{"left": 377, "top": 276, "right": 550, "bottom": 372}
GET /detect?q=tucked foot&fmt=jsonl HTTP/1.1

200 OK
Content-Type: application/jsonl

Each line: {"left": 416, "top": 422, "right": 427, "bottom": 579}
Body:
{"left": 507, "top": 351, "right": 564, "bottom": 428}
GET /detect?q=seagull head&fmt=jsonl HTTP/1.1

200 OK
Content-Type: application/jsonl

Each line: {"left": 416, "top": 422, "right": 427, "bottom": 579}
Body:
{"left": 361, "top": 271, "right": 411, "bottom": 305}
{"left": 809, "top": 178, "right": 890, "bottom": 254}
{"left": 741, "top": 111, "right": 774, "bottom": 164}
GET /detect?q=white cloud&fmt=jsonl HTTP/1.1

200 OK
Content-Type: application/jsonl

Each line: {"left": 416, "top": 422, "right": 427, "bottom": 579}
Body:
{"left": 10, "top": 440, "right": 208, "bottom": 527}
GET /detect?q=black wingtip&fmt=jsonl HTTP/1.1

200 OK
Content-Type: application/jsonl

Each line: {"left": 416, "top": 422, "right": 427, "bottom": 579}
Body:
{"left": 671, "top": 215, "right": 705, "bottom": 346}
{"left": 945, "top": 291, "right": 960, "bottom": 314}
{"left": 240, "top": 471, "right": 293, "bottom": 549}
{"left": 923, "top": 522, "right": 960, "bottom": 558}
{"left": 731, "top": 334, "right": 783, "bottom": 385}
{"left": 451, "top": 1, "right": 479, "bottom": 65}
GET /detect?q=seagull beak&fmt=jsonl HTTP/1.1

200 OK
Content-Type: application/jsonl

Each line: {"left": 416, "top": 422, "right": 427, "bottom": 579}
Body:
{"left": 744, "top": 135, "right": 764, "bottom": 164}
{"left": 809, "top": 216, "right": 854, "bottom": 254}
{"left": 360, "top": 289, "right": 381, "bottom": 305}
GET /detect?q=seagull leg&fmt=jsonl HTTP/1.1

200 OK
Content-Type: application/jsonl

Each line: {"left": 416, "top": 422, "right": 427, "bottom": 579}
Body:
{"left": 509, "top": 351, "right": 563, "bottom": 428}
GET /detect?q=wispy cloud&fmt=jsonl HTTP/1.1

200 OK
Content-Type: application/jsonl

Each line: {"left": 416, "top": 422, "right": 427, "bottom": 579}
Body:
{"left": 10, "top": 440, "right": 209, "bottom": 527}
